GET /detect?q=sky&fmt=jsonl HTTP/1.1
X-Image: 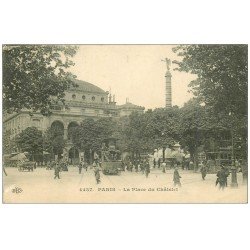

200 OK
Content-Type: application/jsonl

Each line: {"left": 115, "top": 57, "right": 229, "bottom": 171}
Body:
{"left": 70, "top": 45, "right": 197, "bottom": 110}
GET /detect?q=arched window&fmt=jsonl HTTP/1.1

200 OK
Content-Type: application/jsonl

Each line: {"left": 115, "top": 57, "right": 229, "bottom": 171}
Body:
{"left": 92, "top": 96, "right": 95, "bottom": 101}
{"left": 72, "top": 94, "right": 76, "bottom": 99}
{"left": 101, "top": 97, "right": 104, "bottom": 102}
{"left": 82, "top": 95, "right": 86, "bottom": 100}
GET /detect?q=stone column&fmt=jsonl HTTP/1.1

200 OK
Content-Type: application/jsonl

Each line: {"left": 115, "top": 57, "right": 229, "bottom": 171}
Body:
{"left": 165, "top": 71, "right": 172, "bottom": 108}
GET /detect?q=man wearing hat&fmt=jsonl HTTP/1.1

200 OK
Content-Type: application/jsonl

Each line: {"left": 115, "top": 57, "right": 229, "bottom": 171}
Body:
{"left": 173, "top": 167, "right": 182, "bottom": 187}
{"left": 200, "top": 161, "right": 207, "bottom": 180}
{"left": 144, "top": 159, "right": 150, "bottom": 178}
{"left": 216, "top": 164, "right": 228, "bottom": 189}
{"left": 94, "top": 164, "right": 101, "bottom": 184}
{"left": 54, "top": 161, "right": 61, "bottom": 179}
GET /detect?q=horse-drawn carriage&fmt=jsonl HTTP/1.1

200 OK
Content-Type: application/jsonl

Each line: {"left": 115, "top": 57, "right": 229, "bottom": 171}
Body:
{"left": 102, "top": 161, "right": 122, "bottom": 175}
{"left": 101, "top": 138, "right": 122, "bottom": 175}
{"left": 18, "top": 161, "right": 35, "bottom": 172}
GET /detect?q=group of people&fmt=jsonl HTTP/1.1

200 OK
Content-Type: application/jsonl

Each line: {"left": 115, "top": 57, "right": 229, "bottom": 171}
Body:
{"left": 121, "top": 158, "right": 151, "bottom": 177}
{"left": 153, "top": 158, "right": 195, "bottom": 171}
{"left": 216, "top": 165, "right": 230, "bottom": 190}
{"left": 52, "top": 158, "right": 102, "bottom": 184}
{"left": 79, "top": 159, "right": 101, "bottom": 184}
{"left": 50, "top": 156, "right": 232, "bottom": 190}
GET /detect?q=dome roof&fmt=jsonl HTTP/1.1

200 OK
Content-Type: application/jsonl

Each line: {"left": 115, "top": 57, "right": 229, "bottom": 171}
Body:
{"left": 69, "top": 79, "right": 107, "bottom": 94}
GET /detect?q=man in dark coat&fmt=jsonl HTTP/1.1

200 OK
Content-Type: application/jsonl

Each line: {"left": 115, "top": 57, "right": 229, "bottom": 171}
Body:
{"left": 173, "top": 167, "right": 181, "bottom": 187}
{"left": 94, "top": 166, "right": 101, "bottom": 184}
{"left": 78, "top": 160, "right": 84, "bottom": 174}
{"left": 145, "top": 160, "right": 150, "bottom": 178}
{"left": 157, "top": 158, "right": 161, "bottom": 168}
{"left": 78, "top": 161, "right": 83, "bottom": 174}
{"left": 216, "top": 165, "right": 228, "bottom": 190}
{"left": 140, "top": 160, "right": 145, "bottom": 174}
{"left": 121, "top": 161, "right": 125, "bottom": 171}
{"left": 200, "top": 162, "right": 207, "bottom": 180}
{"left": 54, "top": 162, "right": 61, "bottom": 179}
{"left": 162, "top": 160, "right": 166, "bottom": 173}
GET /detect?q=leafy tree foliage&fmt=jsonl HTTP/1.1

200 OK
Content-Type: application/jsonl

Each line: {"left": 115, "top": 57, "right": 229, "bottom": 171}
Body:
{"left": 3, "top": 45, "right": 78, "bottom": 115}
{"left": 117, "top": 109, "right": 181, "bottom": 156}
{"left": 71, "top": 118, "right": 117, "bottom": 154}
{"left": 173, "top": 45, "right": 247, "bottom": 117}
{"left": 16, "top": 127, "right": 43, "bottom": 159}
{"left": 3, "top": 130, "right": 17, "bottom": 154}
{"left": 70, "top": 110, "right": 181, "bottom": 158}
{"left": 178, "top": 99, "right": 206, "bottom": 160}
{"left": 178, "top": 98, "right": 247, "bottom": 163}
{"left": 172, "top": 45, "right": 247, "bottom": 163}
{"left": 43, "top": 126, "right": 65, "bottom": 156}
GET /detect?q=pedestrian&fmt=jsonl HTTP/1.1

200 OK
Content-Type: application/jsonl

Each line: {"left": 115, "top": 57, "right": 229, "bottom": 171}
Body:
{"left": 235, "top": 159, "right": 241, "bottom": 172}
{"left": 94, "top": 166, "right": 101, "bottom": 184}
{"left": 145, "top": 160, "right": 150, "bottom": 178}
{"left": 78, "top": 160, "right": 83, "bottom": 174}
{"left": 121, "top": 161, "right": 125, "bottom": 171}
{"left": 224, "top": 165, "right": 230, "bottom": 187}
{"left": 54, "top": 162, "right": 61, "bottom": 179}
{"left": 135, "top": 163, "right": 138, "bottom": 172}
{"left": 170, "top": 160, "right": 174, "bottom": 169}
{"left": 173, "top": 167, "right": 181, "bottom": 187}
{"left": 84, "top": 161, "right": 88, "bottom": 171}
{"left": 3, "top": 167, "right": 7, "bottom": 176}
{"left": 162, "top": 160, "right": 166, "bottom": 173}
{"left": 158, "top": 158, "right": 161, "bottom": 168}
{"left": 200, "top": 162, "right": 207, "bottom": 180}
{"left": 140, "top": 160, "right": 145, "bottom": 174}
{"left": 189, "top": 160, "right": 194, "bottom": 170}
{"left": 129, "top": 161, "right": 133, "bottom": 172}
{"left": 60, "top": 160, "right": 67, "bottom": 171}
{"left": 216, "top": 165, "right": 228, "bottom": 190}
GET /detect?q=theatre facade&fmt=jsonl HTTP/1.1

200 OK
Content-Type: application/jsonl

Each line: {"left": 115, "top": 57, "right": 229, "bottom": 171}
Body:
{"left": 3, "top": 79, "right": 144, "bottom": 163}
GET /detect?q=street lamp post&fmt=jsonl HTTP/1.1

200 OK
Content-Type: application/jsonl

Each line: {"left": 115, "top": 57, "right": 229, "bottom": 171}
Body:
{"left": 229, "top": 112, "right": 238, "bottom": 188}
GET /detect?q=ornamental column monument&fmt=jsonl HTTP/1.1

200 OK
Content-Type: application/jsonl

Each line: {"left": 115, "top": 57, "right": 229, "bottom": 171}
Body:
{"left": 162, "top": 58, "right": 172, "bottom": 108}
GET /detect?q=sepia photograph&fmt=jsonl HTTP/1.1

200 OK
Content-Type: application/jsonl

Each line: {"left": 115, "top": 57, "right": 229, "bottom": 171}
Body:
{"left": 2, "top": 44, "right": 248, "bottom": 203}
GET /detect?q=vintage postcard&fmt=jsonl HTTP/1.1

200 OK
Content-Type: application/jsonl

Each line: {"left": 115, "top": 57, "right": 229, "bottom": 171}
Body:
{"left": 2, "top": 44, "right": 248, "bottom": 203}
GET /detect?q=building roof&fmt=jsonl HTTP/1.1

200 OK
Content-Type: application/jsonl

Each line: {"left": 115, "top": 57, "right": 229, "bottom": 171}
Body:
{"left": 118, "top": 102, "right": 144, "bottom": 110}
{"left": 69, "top": 79, "right": 107, "bottom": 94}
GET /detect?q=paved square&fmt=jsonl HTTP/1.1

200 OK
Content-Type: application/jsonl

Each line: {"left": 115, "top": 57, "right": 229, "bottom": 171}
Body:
{"left": 3, "top": 167, "right": 247, "bottom": 203}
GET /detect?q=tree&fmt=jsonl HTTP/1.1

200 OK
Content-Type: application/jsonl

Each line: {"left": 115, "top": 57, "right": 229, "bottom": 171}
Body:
{"left": 3, "top": 129, "right": 17, "bottom": 154}
{"left": 16, "top": 127, "right": 43, "bottom": 160}
{"left": 178, "top": 99, "right": 206, "bottom": 164}
{"left": 173, "top": 45, "right": 248, "bottom": 117}
{"left": 173, "top": 45, "right": 248, "bottom": 164}
{"left": 143, "top": 107, "right": 181, "bottom": 149}
{"left": 43, "top": 126, "right": 65, "bottom": 157}
{"left": 118, "top": 108, "right": 181, "bottom": 157}
{"left": 71, "top": 118, "right": 117, "bottom": 156}
{"left": 3, "top": 45, "right": 78, "bottom": 115}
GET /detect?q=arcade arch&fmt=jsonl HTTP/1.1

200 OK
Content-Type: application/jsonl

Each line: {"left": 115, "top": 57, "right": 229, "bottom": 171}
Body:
{"left": 67, "top": 121, "right": 79, "bottom": 140}
{"left": 51, "top": 120, "right": 64, "bottom": 135}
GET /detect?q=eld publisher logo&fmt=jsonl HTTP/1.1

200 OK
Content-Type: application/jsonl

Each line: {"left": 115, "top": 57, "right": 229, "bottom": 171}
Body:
{"left": 12, "top": 187, "right": 23, "bottom": 194}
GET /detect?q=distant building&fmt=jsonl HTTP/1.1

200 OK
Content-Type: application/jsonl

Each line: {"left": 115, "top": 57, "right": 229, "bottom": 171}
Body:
{"left": 118, "top": 99, "right": 144, "bottom": 117}
{"left": 3, "top": 79, "right": 145, "bottom": 162}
